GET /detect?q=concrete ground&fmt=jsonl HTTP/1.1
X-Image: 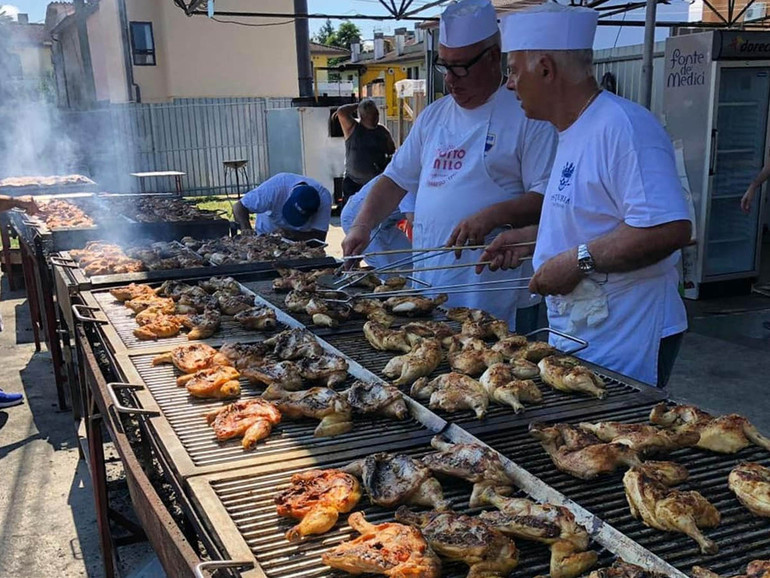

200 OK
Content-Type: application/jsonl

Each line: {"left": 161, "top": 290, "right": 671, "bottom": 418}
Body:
{"left": 0, "top": 223, "right": 768, "bottom": 576}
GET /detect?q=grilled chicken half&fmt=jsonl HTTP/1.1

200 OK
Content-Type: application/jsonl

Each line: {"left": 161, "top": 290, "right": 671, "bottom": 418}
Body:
{"left": 650, "top": 403, "right": 770, "bottom": 454}
{"left": 262, "top": 385, "right": 353, "bottom": 437}
{"left": 447, "top": 336, "right": 504, "bottom": 376}
{"left": 692, "top": 560, "right": 770, "bottom": 578}
{"left": 305, "top": 297, "right": 352, "bottom": 328}
{"left": 152, "top": 343, "right": 231, "bottom": 374}
{"left": 351, "top": 298, "right": 395, "bottom": 327}
{"left": 296, "top": 353, "right": 349, "bottom": 388}
{"left": 219, "top": 342, "right": 271, "bottom": 370}
{"left": 109, "top": 283, "right": 156, "bottom": 302}
{"left": 344, "top": 381, "right": 408, "bottom": 420}
{"left": 274, "top": 469, "right": 361, "bottom": 541}
{"left": 587, "top": 560, "right": 670, "bottom": 578}
{"left": 530, "top": 422, "right": 642, "bottom": 479}
{"left": 241, "top": 360, "right": 304, "bottom": 391}
{"left": 539, "top": 355, "right": 607, "bottom": 399}
{"left": 234, "top": 306, "right": 277, "bottom": 330}
{"left": 728, "top": 462, "right": 770, "bottom": 518}
{"left": 363, "top": 321, "right": 412, "bottom": 353}
{"left": 343, "top": 452, "right": 449, "bottom": 511}
{"left": 382, "top": 338, "right": 443, "bottom": 386}
{"left": 478, "top": 486, "right": 597, "bottom": 578}
{"left": 624, "top": 463, "right": 720, "bottom": 555}
{"left": 322, "top": 512, "right": 442, "bottom": 578}
{"left": 264, "top": 328, "right": 323, "bottom": 360}
{"left": 395, "top": 508, "right": 519, "bottom": 578}
{"left": 205, "top": 399, "right": 281, "bottom": 449}
{"left": 479, "top": 363, "right": 543, "bottom": 413}
{"left": 577, "top": 421, "right": 700, "bottom": 456}
{"left": 180, "top": 309, "right": 222, "bottom": 340}
{"left": 491, "top": 334, "right": 529, "bottom": 359}
{"left": 383, "top": 293, "right": 448, "bottom": 317}
{"left": 411, "top": 372, "right": 488, "bottom": 419}
{"left": 176, "top": 365, "right": 241, "bottom": 399}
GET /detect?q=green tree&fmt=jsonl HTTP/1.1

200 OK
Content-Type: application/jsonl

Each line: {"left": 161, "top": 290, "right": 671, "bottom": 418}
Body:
{"left": 314, "top": 18, "right": 336, "bottom": 45}
{"left": 333, "top": 21, "right": 361, "bottom": 49}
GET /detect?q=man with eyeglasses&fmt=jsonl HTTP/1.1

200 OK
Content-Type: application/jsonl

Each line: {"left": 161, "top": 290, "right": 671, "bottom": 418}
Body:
{"left": 342, "top": 0, "right": 556, "bottom": 332}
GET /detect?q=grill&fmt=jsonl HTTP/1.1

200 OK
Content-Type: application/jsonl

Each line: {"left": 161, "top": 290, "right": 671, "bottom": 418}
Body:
{"left": 475, "top": 403, "right": 770, "bottom": 575}
{"left": 0, "top": 175, "right": 98, "bottom": 197}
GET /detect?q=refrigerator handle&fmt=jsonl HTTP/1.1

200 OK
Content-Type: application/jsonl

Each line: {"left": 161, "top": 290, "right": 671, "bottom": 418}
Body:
{"left": 709, "top": 128, "right": 718, "bottom": 176}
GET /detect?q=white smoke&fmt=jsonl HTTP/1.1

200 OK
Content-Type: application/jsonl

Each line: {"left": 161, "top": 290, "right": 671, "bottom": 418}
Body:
{"left": 0, "top": 5, "right": 20, "bottom": 20}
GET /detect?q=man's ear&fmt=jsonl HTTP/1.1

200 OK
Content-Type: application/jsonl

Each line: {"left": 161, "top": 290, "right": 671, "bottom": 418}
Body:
{"left": 540, "top": 54, "right": 556, "bottom": 82}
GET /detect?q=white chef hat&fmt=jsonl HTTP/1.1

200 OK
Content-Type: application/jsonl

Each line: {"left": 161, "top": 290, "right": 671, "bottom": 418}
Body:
{"left": 500, "top": 2, "right": 598, "bottom": 52}
{"left": 439, "top": 0, "right": 499, "bottom": 48}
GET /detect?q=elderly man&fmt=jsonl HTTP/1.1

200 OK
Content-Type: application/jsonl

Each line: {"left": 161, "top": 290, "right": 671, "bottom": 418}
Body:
{"left": 481, "top": 4, "right": 692, "bottom": 386}
{"left": 342, "top": 0, "right": 557, "bottom": 332}
{"left": 233, "top": 172, "right": 332, "bottom": 242}
{"left": 335, "top": 99, "right": 396, "bottom": 204}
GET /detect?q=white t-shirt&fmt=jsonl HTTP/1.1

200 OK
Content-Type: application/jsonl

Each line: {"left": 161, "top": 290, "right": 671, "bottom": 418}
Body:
{"left": 241, "top": 173, "right": 332, "bottom": 234}
{"left": 535, "top": 91, "right": 691, "bottom": 338}
{"left": 385, "top": 86, "right": 557, "bottom": 199}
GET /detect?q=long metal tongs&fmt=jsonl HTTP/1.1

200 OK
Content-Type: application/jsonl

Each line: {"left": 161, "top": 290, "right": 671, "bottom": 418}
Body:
{"left": 341, "top": 240, "right": 536, "bottom": 261}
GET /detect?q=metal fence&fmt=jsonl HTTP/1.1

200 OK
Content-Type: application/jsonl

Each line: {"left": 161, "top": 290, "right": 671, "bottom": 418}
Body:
{"left": 61, "top": 97, "right": 292, "bottom": 196}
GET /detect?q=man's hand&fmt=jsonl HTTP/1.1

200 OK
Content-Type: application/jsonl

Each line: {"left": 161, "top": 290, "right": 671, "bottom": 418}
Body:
{"left": 447, "top": 207, "right": 498, "bottom": 258}
{"left": 741, "top": 183, "right": 757, "bottom": 214}
{"left": 239, "top": 228, "right": 256, "bottom": 236}
{"left": 476, "top": 226, "right": 537, "bottom": 274}
{"left": 529, "top": 248, "right": 583, "bottom": 296}
{"left": 18, "top": 196, "right": 39, "bottom": 215}
{"left": 341, "top": 224, "right": 372, "bottom": 269}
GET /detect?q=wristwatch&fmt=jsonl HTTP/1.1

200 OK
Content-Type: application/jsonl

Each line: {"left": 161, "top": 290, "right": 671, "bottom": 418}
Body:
{"left": 577, "top": 244, "right": 595, "bottom": 275}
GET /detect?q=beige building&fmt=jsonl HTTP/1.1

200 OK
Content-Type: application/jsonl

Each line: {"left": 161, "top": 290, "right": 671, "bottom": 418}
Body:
{"left": 46, "top": 0, "right": 299, "bottom": 107}
{"left": 1, "top": 14, "right": 54, "bottom": 101}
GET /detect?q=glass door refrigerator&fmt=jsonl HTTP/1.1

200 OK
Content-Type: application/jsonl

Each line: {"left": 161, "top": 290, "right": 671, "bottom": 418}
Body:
{"left": 664, "top": 30, "right": 769, "bottom": 298}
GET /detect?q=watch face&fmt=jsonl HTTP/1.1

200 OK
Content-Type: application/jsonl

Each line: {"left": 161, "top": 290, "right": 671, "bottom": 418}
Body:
{"left": 578, "top": 258, "right": 594, "bottom": 273}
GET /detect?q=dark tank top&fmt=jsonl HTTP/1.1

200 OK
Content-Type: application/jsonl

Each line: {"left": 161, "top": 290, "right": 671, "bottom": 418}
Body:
{"left": 345, "top": 123, "right": 390, "bottom": 185}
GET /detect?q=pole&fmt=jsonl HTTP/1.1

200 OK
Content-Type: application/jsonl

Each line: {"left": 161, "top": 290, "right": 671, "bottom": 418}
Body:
{"left": 640, "top": 0, "right": 657, "bottom": 110}
{"left": 293, "top": 0, "right": 313, "bottom": 97}
{"left": 73, "top": 0, "right": 97, "bottom": 107}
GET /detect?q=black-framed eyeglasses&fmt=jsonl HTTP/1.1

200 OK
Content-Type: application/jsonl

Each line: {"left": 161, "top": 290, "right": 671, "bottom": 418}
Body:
{"left": 433, "top": 45, "right": 493, "bottom": 78}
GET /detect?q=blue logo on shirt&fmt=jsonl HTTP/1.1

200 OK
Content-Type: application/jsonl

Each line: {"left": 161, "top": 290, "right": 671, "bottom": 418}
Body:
{"left": 558, "top": 162, "right": 575, "bottom": 191}
{"left": 485, "top": 133, "right": 496, "bottom": 154}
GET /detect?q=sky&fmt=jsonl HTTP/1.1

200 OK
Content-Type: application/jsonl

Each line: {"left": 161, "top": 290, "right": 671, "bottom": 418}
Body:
{"left": 1, "top": 0, "right": 698, "bottom": 50}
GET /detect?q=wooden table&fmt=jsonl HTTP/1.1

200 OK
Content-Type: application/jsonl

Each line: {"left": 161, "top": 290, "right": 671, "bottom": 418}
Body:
{"left": 130, "top": 171, "right": 185, "bottom": 195}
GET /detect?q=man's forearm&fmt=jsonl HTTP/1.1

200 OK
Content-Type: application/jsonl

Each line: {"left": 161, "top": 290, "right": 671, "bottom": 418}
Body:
{"left": 484, "top": 192, "right": 543, "bottom": 230}
{"left": 232, "top": 201, "right": 253, "bottom": 230}
{"left": 589, "top": 220, "right": 692, "bottom": 273}
{"left": 353, "top": 176, "right": 407, "bottom": 231}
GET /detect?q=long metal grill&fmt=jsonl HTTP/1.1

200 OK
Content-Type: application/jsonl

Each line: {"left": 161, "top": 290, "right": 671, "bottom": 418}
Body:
{"left": 200, "top": 447, "right": 617, "bottom": 578}
{"left": 475, "top": 404, "right": 770, "bottom": 575}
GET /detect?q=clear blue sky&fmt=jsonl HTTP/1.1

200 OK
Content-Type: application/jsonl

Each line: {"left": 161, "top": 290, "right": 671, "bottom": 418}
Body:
{"left": 1, "top": 0, "right": 696, "bottom": 50}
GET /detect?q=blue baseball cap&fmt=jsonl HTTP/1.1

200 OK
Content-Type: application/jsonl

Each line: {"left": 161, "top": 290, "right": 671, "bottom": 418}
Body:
{"left": 282, "top": 184, "right": 321, "bottom": 227}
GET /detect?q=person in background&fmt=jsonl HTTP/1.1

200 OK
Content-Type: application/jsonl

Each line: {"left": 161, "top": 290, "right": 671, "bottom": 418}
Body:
{"left": 335, "top": 99, "right": 397, "bottom": 205}
{"left": 481, "top": 3, "right": 692, "bottom": 387}
{"left": 341, "top": 176, "right": 415, "bottom": 273}
{"left": 0, "top": 194, "right": 38, "bottom": 408}
{"left": 341, "top": 0, "right": 557, "bottom": 334}
{"left": 741, "top": 157, "right": 770, "bottom": 213}
{"left": 233, "top": 173, "right": 332, "bottom": 242}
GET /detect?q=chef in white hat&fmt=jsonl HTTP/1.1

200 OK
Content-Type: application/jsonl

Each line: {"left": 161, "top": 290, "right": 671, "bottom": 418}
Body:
{"left": 480, "top": 3, "right": 692, "bottom": 386}
{"left": 342, "top": 0, "right": 556, "bottom": 332}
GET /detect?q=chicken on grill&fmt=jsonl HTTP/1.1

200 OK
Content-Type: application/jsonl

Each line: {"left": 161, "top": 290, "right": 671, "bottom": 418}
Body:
{"left": 624, "top": 463, "right": 720, "bottom": 554}
{"left": 180, "top": 309, "right": 222, "bottom": 340}
{"left": 539, "top": 355, "right": 607, "bottom": 399}
{"left": 479, "top": 363, "right": 543, "bottom": 413}
{"left": 529, "top": 422, "right": 642, "bottom": 479}
{"left": 234, "top": 306, "right": 277, "bottom": 330}
{"left": 421, "top": 436, "right": 513, "bottom": 507}
{"left": 177, "top": 365, "right": 241, "bottom": 399}
{"left": 649, "top": 403, "right": 770, "bottom": 454}
{"left": 577, "top": 421, "right": 700, "bottom": 456}
{"left": 322, "top": 512, "right": 442, "bottom": 578}
{"left": 351, "top": 298, "right": 394, "bottom": 326}
{"left": 515, "top": 341, "right": 557, "bottom": 362}
{"left": 218, "top": 342, "right": 271, "bottom": 370}
{"left": 411, "top": 372, "right": 488, "bottom": 419}
{"left": 343, "top": 452, "right": 449, "bottom": 510}
{"left": 133, "top": 313, "right": 185, "bottom": 340}
{"left": 176, "top": 290, "right": 218, "bottom": 314}
{"left": 241, "top": 361, "right": 304, "bottom": 390}
{"left": 205, "top": 399, "right": 281, "bottom": 449}
{"left": 305, "top": 297, "right": 352, "bottom": 327}
{"left": 296, "top": 353, "right": 349, "bottom": 388}
{"left": 152, "top": 343, "right": 231, "bottom": 373}
{"left": 461, "top": 318, "right": 511, "bottom": 341}
{"left": 491, "top": 334, "right": 529, "bottom": 359}
{"left": 382, "top": 338, "right": 443, "bottom": 386}
{"left": 109, "top": 283, "right": 156, "bottom": 302}
{"left": 343, "top": 380, "right": 408, "bottom": 420}
{"left": 402, "top": 321, "right": 455, "bottom": 344}
{"left": 124, "top": 295, "right": 176, "bottom": 314}
{"left": 274, "top": 469, "right": 361, "bottom": 541}
{"left": 262, "top": 385, "right": 353, "bottom": 437}
{"left": 272, "top": 267, "right": 333, "bottom": 293}
{"left": 363, "top": 321, "right": 412, "bottom": 353}
{"left": 478, "top": 486, "right": 597, "bottom": 578}
{"left": 395, "top": 508, "right": 519, "bottom": 578}
{"left": 587, "top": 560, "right": 670, "bottom": 578}
{"left": 374, "top": 276, "right": 408, "bottom": 292}
{"left": 383, "top": 293, "right": 448, "bottom": 317}
{"left": 284, "top": 290, "right": 313, "bottom": 313}
{"left": 728, "top": 462, "right": 770, "bottom": 518}
{"left": 264, "top": 328, "right": 323, "bottom": 360}
{"left": 692, "top": 560, "right": 770, "bottom": 578}
{"left": 447, "top": 336, "right": 504, "bottom": 376}
{"left": 216, "top": 293, "right": 254, "bottom": 315}
{"left": 199, "top": 276, "right": 241, "bottom": 295}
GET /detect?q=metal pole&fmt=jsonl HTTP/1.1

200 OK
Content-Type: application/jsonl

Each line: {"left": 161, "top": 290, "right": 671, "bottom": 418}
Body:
{"left": 293, "top": 0, "right": 313, "bottom": 97}
{"left": 73, "top": 0, "right": 97, "bottom": 107}
{"left": 640, "top": 0, "right": 658, "bottom": 110}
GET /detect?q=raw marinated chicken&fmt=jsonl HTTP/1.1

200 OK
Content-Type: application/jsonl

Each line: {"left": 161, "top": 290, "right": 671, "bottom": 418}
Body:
{"left": 623, "top": 463, "right": 720, "bottom": 554}
{"left": 383, "top": 293, "right": 448, "bottom": 317}
{"left": 124, "top": 295, "right": 176, "bottom": 314}
{"left": 491, "top": 334, "right": 529, "bottom": 359}
{"left": 218, "top": 342, "right": 271, "bottom": 370}
{"left": 587, "top": 560, "right": 670, "bottom": 578}
{"left": 152, "top": 343, "right": 231, "bottom": 373}
{"left": 133, "top": 314, "right": 185, "bottom": 340}
{"left": 177, "top": 365, "right": 241, "bottom": 399}
{"left": 692, "top": 560, "right": 770, "bottom": 578}
{"left": 351, "top": 298, "right": 394, "bottom": 326}
{"left": 216, "top": 293, "right": 254, "bottom": 315}
{"left": 479, "top": 363, "right": 543, "bottom": 413}
{"left": 181, "top": 309, "right": 222, "bottom": 340}
{"left": 322, "top": 512, "right": 441, "bottom": 578}
{"left": 529, "top": 422, "right": 642, "bottom": 479}
{"left": 343, "top": 381, "right": 408, "bottom": 420}
{"left": 479, "top": 486, "right": 597, "bottom": 578}
{"left": 382, "top": 338, "right": 443, "bottom": 386}
{"left": 305, "top": 297, "right": 352, "bottom": 327}
{"left": 447, "top": 336, "right": 504, "bottom": 376}
{"left": 284, "top": 290, "right": 313, "bottom": 313}
{"left": 728, "top": 462, "right": 770, "bottom": 518}
{"left": 264, "top": 328, "right": 323, "bottom": 360}
{"left": 421, "top": 436, "right": 513, "bottom": 507}
{"left": 539, "top": 355, "right": 607, "bottom": 399}
{"left": 234, "top": 306, "right": 277, "bottom": 330}
{"left": 577, "top": 421, "right": 700, "bottom": 455}
{"left": 516, "top": 341, "right": 557, "bottom": 362}
{"left": 274, "top": 469, "right": 361, "bottom": 541}
{"left": 262, "top": 385, "right": 353, "bottom": 437}
{"left": 242, "top": 360, "right": 304, "bottom": 390}
{"left": 363, "top": 321, "right": 412, "bottom": 353}
{"left": 649, "top": 403, "right": 770, "bottom": 454}
{"left": 296, "top": 353, "right": 349, "bottom": 388}
{"left": 411, "top": 372, "right": 488, "bottom": 419}
{"left": 395, "top": 508, "right": 519, "bottom": 578}
{"left": 343, "top": 452, "right": 449, "bottom": 510}
{"left": 205, "top": 399, "right": 281, "bottom": 449}
{"left": 109, "top": 283, "right": 156, "bottom": 302}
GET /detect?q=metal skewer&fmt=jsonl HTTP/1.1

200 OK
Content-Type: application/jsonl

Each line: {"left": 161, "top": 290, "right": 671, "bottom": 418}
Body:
{"left": 342, "top": 240, "right": 536, "bottom": 261}
{"left": 377, "top": 258, "right": 532, "bottom": 276}
{"left": 323, "top": 284, "right": 534, "bottom": 304}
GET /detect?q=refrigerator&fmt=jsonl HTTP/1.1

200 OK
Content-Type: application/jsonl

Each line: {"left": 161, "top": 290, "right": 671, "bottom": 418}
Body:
{"left": 663, "top": 31, "right": 769, "bottom": 298}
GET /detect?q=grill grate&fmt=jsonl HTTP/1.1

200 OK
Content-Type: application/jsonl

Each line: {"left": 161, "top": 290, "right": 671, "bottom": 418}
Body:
{"left": 475, "top": 403, "right": 770, "bottom": 575}
{"left": 200, "top": 446, "right": 617, "bottom": 578}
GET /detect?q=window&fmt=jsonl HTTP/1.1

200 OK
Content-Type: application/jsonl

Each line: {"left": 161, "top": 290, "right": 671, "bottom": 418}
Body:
{"left": 130, "top": 22, "right": 156, "bottom": 66}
